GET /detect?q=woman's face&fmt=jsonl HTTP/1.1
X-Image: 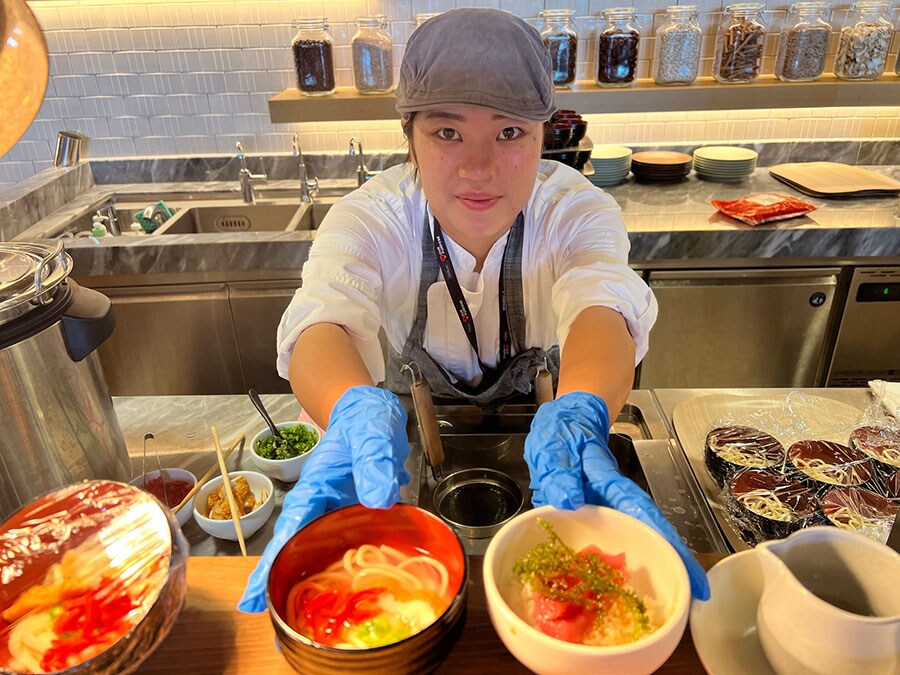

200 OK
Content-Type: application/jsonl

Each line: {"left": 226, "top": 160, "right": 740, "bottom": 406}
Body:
{"left": 409, "top": 106, "right": 543, "bottom": 258}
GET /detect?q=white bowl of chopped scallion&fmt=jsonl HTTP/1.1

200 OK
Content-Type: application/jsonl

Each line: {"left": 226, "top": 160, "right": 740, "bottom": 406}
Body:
{"left": 250, "top": 421, "right": 320, "bottom": 482}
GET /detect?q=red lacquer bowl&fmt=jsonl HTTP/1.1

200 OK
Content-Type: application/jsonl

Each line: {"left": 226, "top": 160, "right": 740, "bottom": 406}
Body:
{"left": 266, "top": 503, "right": 468, "bottom": 675}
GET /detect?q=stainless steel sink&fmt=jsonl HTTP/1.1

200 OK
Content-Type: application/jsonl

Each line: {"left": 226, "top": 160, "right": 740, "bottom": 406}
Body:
{"left": 295, "top": 201, "right": 334, "bottom": 230}
{"left": 148, "top": 196, "right": 337, "bottom": 235}
{"left": 152, "top": 200, "right": 308, "bottom": 234}
{"left": 405, "top": 403, "right": 651, "bottom": 554}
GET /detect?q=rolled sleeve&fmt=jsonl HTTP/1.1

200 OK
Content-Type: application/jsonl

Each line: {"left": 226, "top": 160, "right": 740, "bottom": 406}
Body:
{"left": 276, "top": 206, "right": 386, "bottom": 383}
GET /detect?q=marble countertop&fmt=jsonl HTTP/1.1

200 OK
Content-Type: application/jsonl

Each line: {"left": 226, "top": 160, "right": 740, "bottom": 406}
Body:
{"left": 14, "top": 166, "right": 900, "bottom": 275}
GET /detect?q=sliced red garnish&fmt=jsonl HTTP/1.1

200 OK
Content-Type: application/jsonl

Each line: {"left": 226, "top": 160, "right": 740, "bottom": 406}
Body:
{"left": 532, "top": 593, "right": 595, "bottom": 644}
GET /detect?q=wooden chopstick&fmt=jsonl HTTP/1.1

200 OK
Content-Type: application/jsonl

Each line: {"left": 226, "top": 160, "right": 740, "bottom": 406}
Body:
{"left": 211, "top": 426, "right": 248, "bottom": 557}
{"left": 173, "top": 433, "right": 245, "bottom": 515}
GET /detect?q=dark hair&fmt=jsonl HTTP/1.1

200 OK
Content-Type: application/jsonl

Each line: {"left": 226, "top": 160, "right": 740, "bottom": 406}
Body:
{"left": 401, "top": 113, "right": 418, "bottom": 179}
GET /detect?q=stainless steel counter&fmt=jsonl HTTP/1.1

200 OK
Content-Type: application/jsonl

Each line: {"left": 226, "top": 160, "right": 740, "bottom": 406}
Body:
{"left": 113, "top": 390, "right": 722, "bottom": 557}
{"left": 116, "top": 388, "right": 882, "bottom": 559}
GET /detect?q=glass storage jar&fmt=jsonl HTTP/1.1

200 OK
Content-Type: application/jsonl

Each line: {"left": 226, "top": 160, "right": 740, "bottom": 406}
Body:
{"left": 652, "top": 5, "right": 702, "bottom": 85}
{"left": 595, "top": 7, "right": 641, "bottom": 87}
{"left": 291, "top": 18, "right": 336, "bottom": 96}
{"left": 833, "top": 0, "right": 893, "bottom": 80}
{"left": 352, "top": 16, "right": 394, "bottom": 94}
{"left": 713, "top": 3, "right": 767, "bottom": 83}
{"left": 539, "top": 9, "right": 578, "bottom": 88}
{"left": 775, "top": 2, "right": 832, "bottom": 81}
{"left": 415, "top": 13, "right": 442, "bottom": 27}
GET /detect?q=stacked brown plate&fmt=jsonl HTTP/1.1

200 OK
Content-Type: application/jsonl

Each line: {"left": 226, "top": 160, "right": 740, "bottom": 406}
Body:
{"left": 630, "top": 151, "right": 692, "bottom": 183}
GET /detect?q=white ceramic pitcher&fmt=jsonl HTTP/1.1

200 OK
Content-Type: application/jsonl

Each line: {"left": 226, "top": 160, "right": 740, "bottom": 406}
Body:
{"left": 756, "top": 526, "right": 900, "bottom": 675}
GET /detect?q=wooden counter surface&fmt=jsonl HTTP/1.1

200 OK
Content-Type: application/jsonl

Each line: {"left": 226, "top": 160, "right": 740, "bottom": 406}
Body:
{"left": 138, "top": 553, "right": 725, "bottom": 674}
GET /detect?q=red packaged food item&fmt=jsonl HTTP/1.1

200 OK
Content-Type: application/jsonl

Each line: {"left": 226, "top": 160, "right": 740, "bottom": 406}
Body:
{"left": 711, "top": 193, "right": 817, "bottom": 226}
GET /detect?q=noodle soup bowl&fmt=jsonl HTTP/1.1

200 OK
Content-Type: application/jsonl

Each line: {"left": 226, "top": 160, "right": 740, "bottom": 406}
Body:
{"left": 267, "top": 503, "right": 468, "bottom": 675}
{"left": 483, "top": 505, "right": 690, "bottom": 675}
{"left": 725, "top": 468, "right": 822, "bottom": 546}
{"left": 0, "top": 481, "right": 188, "bottom": 675}
{"left": 788, "top": 440, "right": 875, "bottom": 491}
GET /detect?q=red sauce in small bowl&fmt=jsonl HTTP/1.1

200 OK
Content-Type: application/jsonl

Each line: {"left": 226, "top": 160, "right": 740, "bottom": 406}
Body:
{"left": 143, "top": 477, "right": 193, "bottom": 508}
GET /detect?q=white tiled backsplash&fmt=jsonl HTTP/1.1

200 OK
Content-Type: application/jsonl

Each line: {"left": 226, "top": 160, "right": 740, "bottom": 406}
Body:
{"left": 2, "top": 0, "right": 899, "bottom": 191}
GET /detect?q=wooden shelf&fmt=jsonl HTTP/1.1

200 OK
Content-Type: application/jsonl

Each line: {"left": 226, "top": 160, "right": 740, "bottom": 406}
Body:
{"left": 268, "top": 75, "right": 900, "bottom": 123}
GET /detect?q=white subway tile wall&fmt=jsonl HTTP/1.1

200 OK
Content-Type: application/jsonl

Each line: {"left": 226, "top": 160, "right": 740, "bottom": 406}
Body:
{"left": 2, "top": 0, "right": 899, "bottom": 191}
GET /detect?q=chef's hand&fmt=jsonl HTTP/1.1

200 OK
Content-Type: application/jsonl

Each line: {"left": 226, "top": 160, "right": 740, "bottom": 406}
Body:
{"left": 238, "top": 386, "right": 411, "bottom": 613}
{"left": 524, "top": 391, "right": 710, "bottom": 601}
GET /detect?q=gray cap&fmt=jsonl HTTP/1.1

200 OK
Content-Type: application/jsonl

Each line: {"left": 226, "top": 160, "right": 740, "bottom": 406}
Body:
{"left": 396, "top": 9, "right": 555, "bottom": 122}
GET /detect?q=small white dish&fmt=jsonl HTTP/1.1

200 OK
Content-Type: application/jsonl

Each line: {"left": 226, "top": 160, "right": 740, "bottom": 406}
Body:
{"left": 130, "top": 468, "right": 197, "bottom": 528}
{"left": 193, "top": 470, "right": 274, "bottom": 541}
{"left": 249, "top": 421, "right": 320, "bottom": 483}
{"left": 690, "top": 550, "right": 776, "bottom": 675}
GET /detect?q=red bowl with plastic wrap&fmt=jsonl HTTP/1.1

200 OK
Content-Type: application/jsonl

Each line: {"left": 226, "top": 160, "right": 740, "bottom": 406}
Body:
{"left": 266, "top": 503, "right": 468, "bottom": 675}
{"left": 0, "top": 481, "right": 188, "bottom": 674}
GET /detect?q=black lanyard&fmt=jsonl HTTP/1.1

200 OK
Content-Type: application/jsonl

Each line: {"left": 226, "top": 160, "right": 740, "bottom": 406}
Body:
{"left": 432, "top": 216, "right": 515, "bottom": 369}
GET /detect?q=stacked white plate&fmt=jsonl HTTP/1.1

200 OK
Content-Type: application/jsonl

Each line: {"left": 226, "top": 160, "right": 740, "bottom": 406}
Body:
{"left": 693, "top": 146, "right": 758, "bottom": 182}
{"left": 591, "top": 145, "right": 632, "bottom": 187}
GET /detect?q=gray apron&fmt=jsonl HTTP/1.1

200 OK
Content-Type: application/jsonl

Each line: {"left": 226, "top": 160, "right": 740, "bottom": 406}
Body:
{"left": 384, "top": 212, "right": 559, "bottom": 410}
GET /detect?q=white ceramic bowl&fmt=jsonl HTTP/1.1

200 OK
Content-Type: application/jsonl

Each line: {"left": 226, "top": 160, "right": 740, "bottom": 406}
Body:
{"left": 249, "top": 421, "right": 320, "bottom": 483}
{"left": 130, "top": 468, "right": 197, "bottom": 528}
{"left": 483, "top": 505, "right": 690, "bottom": 675}
{"left": 193, "top": 470, "right": 275, "bottom": 541}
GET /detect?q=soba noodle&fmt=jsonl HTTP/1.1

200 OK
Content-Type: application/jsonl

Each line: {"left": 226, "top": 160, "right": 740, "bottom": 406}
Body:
{"left": 736, "top": 489, "right": 795, "bottom": 522}
{"left": 285, "top": 544, "right": 452, "bottom": 649}
{"left": 792, "top": 457, "right": 856, "bottom": 485}
{"left": 863, "top": 445, "right": 900, "bottom": 467}
{"left": 716, "top": 445, "right": 774, "bottom": 468}
{"left": 827, "top": 505, "right": 891, "bottom": 532}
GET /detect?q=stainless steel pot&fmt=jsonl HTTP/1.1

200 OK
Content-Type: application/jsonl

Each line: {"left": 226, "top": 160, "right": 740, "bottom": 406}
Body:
{"left": 0, "top": 242, "right": 129, "bottom": 519}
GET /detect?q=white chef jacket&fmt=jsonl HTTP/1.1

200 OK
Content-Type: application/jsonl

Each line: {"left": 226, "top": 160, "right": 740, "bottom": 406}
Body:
{"left": 276, "top": 160, "right": 657, "bottom": 385}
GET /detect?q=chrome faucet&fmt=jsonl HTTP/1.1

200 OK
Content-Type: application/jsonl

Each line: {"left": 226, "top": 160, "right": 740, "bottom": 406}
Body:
{"left": 236, "top": 141, "right": 267, "bottom": 204}
{"left": 95, "top": 200, "right": 121, "bottom": 235}
{"left": 349, "top": 138, "right": 380, "bottom": 187}
{"left": 293, "top": 133, "right": 319, "bottom": 204}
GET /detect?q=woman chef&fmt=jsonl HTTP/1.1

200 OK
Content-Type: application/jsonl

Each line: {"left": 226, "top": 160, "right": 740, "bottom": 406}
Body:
{"left": 240, "top": 8, "right": 708, "bottom": 611}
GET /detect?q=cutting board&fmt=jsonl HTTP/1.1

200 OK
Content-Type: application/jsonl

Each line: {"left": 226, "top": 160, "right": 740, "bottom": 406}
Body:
{"left": 769, "top": 162, "right": 900, "bottom": 198}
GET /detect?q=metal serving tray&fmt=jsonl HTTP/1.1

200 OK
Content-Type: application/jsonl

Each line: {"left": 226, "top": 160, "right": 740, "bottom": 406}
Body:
{"left": 665, "top": 388, "right": 874, "bottom": 552}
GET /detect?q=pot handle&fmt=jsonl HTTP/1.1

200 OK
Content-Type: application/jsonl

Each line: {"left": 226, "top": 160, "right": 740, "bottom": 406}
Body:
{"left": 61, "top": 281, "right": 116, "bottom": 362}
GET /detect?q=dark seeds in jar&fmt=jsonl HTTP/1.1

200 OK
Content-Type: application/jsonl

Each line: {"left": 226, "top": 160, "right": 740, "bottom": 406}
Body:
{"left": 293, "top": 39, "right": 335, "bottom": 93}
{"left": 544, "top": 34, "right": 578, "bottom": 86}
{"left": 597, "top": 30, "right": 639, "bottom": 84}
{"left": 777, "top": 27, "right": 829, "bottom": 81}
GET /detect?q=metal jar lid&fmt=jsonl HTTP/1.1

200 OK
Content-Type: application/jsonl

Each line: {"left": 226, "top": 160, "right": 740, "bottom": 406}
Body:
{"left": 0, "top": 241, "right": 72, "bottom": 326}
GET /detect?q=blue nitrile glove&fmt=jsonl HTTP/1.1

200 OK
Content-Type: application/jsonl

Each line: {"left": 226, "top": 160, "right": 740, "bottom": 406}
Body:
{"left": 238, "top": 385, "right": 411, "bottom": 613}
{"left": 525, "top": 391, "right": 710, "bottom": 601}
